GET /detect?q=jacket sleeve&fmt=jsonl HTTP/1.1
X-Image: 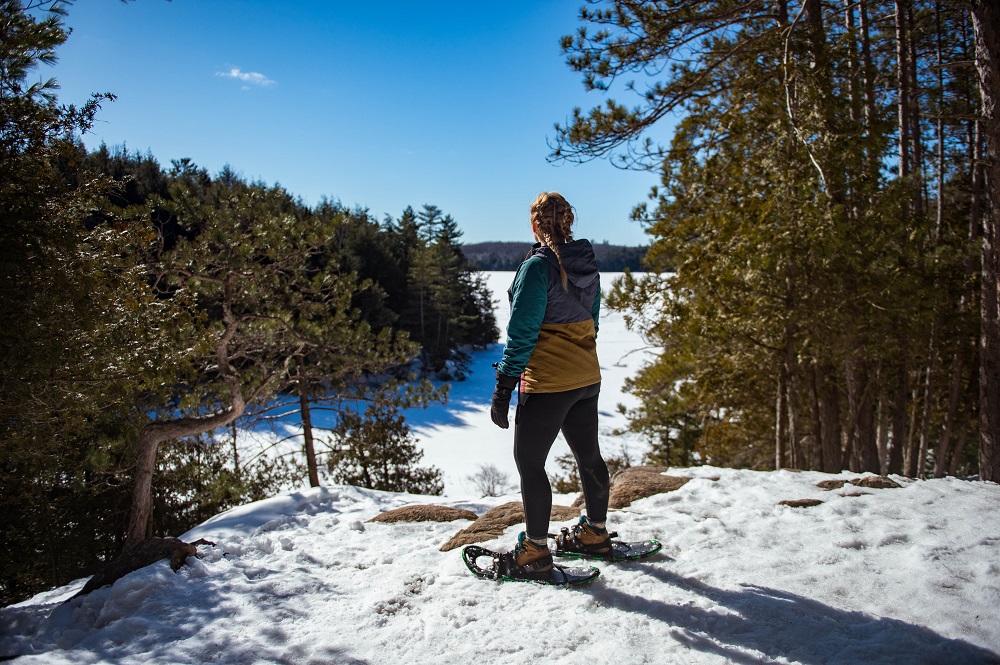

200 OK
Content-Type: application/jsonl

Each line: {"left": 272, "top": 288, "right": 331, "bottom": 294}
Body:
{"left": 592, "top": 280, "right": 601, "bottom": 338}
{"left": 496, "top": 257, "right": 548, "bottom": 378}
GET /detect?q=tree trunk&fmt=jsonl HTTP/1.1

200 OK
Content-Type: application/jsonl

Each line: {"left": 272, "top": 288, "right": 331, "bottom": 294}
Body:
{"left": 907, "top": 5, "right": 926, "bottom": 217}
{"left": 782, "top": 306, "right": 800, "bottom": 468}
{"left": 972, "top": 0, "right": 1000, "bottom": 482}
{"left": 815, "top": 362, "right": 843, "bottom": 472}
{"left": 788, "top": 369, "right": 802, "bottom": 469}
{"left": 125, "top": 275, "right": 250, "bottom": 550}
{"left": 809, "top": 361, "right": 824, "bottom": 470}
{"left": 847, "top": 355, "right": 879, "bottom": 473}
{"left": 889, "top": 355, "right": 908, "bottom": 475}
{"left": 949, "top": 425, "right": 969, "bottom": 477}
{"left": 300, "top": 384, "right": 320, "bottom": 488}
{"left": 935, "top": 2, "right": 946, "bottom": 242}
{"left": 845, "top": 0, "right": 861, "bottom": 126}
{"left": 906, "top": 383, "right": 921, "bottom": 476}
{"left": 231, "top": 420, "right": 240, "bottom": 483}
{"left": 859, "top": 0, "right": 877, "bottom": 158}
{"left": 896, "top": 0, "right": 910, "bottom": 181}
{"left": 916, "top": 360, "right": 935, "bottom": 479}
{"left": 877, "top": 389, "right": 890, "bottom": 475}
{"left": 126, "top": 391, "right": 246, "bottom": 550}
{"left": 776, "top": 366, "right": 788, "bottom": 470}
{"left": 935, "top": 344, "right": 966, "bottom": 476}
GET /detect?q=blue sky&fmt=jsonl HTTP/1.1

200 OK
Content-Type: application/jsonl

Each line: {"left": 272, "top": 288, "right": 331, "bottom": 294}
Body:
{"left": 44, "top": 0, "right": 668, "bottom": 245}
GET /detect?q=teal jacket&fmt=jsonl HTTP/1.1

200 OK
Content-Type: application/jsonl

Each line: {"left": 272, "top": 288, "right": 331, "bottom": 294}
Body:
{"left": 497, "top": 240, "right": 601, "bottom": 393}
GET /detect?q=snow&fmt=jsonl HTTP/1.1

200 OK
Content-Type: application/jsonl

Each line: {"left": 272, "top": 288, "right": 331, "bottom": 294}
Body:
{"left": 2, "top": 272, "right": 1000, "bottom": 664}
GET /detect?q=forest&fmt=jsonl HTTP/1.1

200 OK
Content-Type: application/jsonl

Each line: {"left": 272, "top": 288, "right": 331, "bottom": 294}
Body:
{"left": 554, "top": 0, "right": 1000, "bottom": 482}
{"left": 0, "top": 2, "right": 498, "bottom": 603}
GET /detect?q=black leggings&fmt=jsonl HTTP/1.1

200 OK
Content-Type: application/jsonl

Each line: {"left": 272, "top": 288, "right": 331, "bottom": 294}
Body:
{"left": 513, "top": 382, "right": 609, "bottom": 540}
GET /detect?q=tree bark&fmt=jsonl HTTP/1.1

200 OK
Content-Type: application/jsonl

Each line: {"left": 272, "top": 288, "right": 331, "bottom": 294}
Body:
{"left": 231, "top": 421, "right": 240, "bottom": 483}
{"left": 809, "top": 361, "right": 825, "bottom": 470}
{"left": 916, "top": 359, "right": 936, "bottom": 479}
{"left": 889, "top": 355, "right": 908, "bottom": 475}
{"left": 776, "top": 366, "right": 787, "bottom": 469}
{"left": 907, "top": 5, "right": 926, "bottom": 217}
{"left": 847, "top": 356, "right": 879, "bottom": 473}
{"left": 935, "top": 344, "right": 966, "bottom": 476}
{"left": 300, "top": 381, "right": 320, "bottom": 488}
{"left": 936, "top": 2, "right": 946, "bottom": 242}
{"left": 788, "top": 366, "right": 802, "bottom": 469}
{"left": 782, "top": 303, "right": 800, "bottom": 468}
{"left": 949, "top": 425, "right": 969, "bottom": 476}
{"left": 896, "top": 0, "right": 911, "bottom": 181}
{"left": 859, "top": 0, "right": 877, "bottom": 159}
{"left": 877, "top": 388, "right": 891, "bottom": 475}
{"left": 125, "top": 274, "right": 249, "bottom": 550}
{"left": 126, "top": 390, "right": 246, "bottom": 550}
{"left": 972, "top": 0, "right": 1000, "bottom": 482}
{"left": 815, "top": 362, "right": 843, "bottom": 472}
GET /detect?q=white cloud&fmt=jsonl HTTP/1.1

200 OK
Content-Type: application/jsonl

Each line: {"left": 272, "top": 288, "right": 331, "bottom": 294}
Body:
{"left": 217, "top": 67, "right": 276, "bottom": 88}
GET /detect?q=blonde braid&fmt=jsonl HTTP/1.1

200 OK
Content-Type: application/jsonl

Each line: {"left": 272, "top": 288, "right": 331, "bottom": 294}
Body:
{"left": 530, "top": 192, "right": 575, "bottom": 290}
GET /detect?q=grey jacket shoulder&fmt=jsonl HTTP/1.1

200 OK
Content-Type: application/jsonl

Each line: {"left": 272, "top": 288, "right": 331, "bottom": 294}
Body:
{"left": 530, "top": 239, "right": 599, "bottom": 286}
{"left": 529, "top": 240, "right": 600, "bottom": 325}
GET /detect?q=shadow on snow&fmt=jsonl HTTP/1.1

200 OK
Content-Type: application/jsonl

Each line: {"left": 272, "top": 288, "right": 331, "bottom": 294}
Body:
{"left": 589, "top": 562, "right": 1000, "bottom": 665}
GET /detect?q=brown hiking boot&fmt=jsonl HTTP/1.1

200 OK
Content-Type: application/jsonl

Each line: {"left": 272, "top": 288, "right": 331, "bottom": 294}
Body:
{"left": 556, "top": 516, "right": 612, "bottom": 555}
{"left": 512, "top": 532, "right": 553, "bottom": 573}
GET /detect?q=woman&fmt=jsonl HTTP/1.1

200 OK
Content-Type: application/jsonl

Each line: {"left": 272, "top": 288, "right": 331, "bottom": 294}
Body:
{"left": 489, "top": 191, "right": 611, "bottom": 579}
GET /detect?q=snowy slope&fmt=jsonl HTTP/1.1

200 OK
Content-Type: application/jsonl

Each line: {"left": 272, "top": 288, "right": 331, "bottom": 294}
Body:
{"left": 2, "top": 270, "right": 1000, "bottom": 664}
{"left": 2, "top": 468, "right": 999, "bottom": 664}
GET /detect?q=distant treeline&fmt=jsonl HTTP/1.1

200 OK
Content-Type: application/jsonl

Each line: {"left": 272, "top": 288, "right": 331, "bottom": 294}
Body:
{"left": 465, "top": 241, "right": 649, "bottom": 272}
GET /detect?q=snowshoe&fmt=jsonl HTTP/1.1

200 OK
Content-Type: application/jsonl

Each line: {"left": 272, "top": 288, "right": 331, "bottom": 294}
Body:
{"left": 462, "top": 545, "right": 600, "bottom": 586}
{"left": 551, "top": 517, "right": 662, "bottom": 563}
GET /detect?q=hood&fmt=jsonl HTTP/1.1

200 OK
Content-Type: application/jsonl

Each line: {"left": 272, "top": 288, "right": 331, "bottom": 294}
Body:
{"left": 530, "top": 239, "right": 599, "bottom": 289}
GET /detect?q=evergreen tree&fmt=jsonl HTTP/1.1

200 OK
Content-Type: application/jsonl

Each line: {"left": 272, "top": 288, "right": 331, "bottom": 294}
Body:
{"left": 394, "top": 204, "right": 498, "bottom": 377}
{"left": 556, "top": 0, "right": 984, "bottom": 476}
{"left": 0, "top": 0, "right": 158, "bottom": 603}
{"left": 326, "top": 398, "right": 444, "bottom": 495}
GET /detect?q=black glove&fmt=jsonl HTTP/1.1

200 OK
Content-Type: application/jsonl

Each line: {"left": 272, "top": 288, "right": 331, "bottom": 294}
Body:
{"left": 490, "top": 370, "right": 520, "bottom": 429}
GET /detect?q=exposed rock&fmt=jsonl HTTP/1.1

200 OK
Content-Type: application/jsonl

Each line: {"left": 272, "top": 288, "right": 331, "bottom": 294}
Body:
{"left": 849, "top": 475, "right": 902, "bottom": 489}
{"left": 368, "top": 505, "right": 479, "bottom": 524}
{"left": 778, "top": 498, "right": 824, "bottom": 508}
{"left": 818, "top": 476, "right": 902, "bottom": 490}
{"left": 441, "top": 467, "right": 692, "bottom": 551}
{"left": 841, "top": 492, "right": 871, "bottom": 498}
{"left": 607, "top": 466, "right": 690, "bottom": 508}
{"left": 73, "top": 537, "right": 214, "bottom": 598}
{"left": 569, "top": 466, "right": 691, "bottom": 508}
{"left": 439, "top": 502, "right": 580, "bottom": 552}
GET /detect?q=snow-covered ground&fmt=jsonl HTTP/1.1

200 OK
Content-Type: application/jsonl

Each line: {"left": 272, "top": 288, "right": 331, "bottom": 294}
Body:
{"left": 2, "top": 271, "right": 1000, "bottom": 664}
{"left": 3, "top": 469, "right": 998, "bottom": 664}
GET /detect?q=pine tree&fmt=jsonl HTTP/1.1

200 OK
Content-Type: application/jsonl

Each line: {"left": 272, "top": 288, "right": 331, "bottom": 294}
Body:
{"left": 555, "top": 0, "right": 984, "bottom": 476}
{"left": 0, "top": 0, "right": 155, "bottom": 602}
{"left": 326, "top": 398, "right": 444, "bottom": 495}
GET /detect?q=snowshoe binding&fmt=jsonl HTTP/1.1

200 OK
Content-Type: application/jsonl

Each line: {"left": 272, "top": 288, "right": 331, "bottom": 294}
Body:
{"left": 551, "top": 516, "right": 662, "bottom": 563}
{"left": 462, "top": 532, "right": 600, "bottom": 586}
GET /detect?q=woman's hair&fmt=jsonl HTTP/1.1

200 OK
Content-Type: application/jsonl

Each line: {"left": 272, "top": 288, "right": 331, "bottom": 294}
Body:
{"left": 529, "top": 191, "right": 574, "bottom": 289}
